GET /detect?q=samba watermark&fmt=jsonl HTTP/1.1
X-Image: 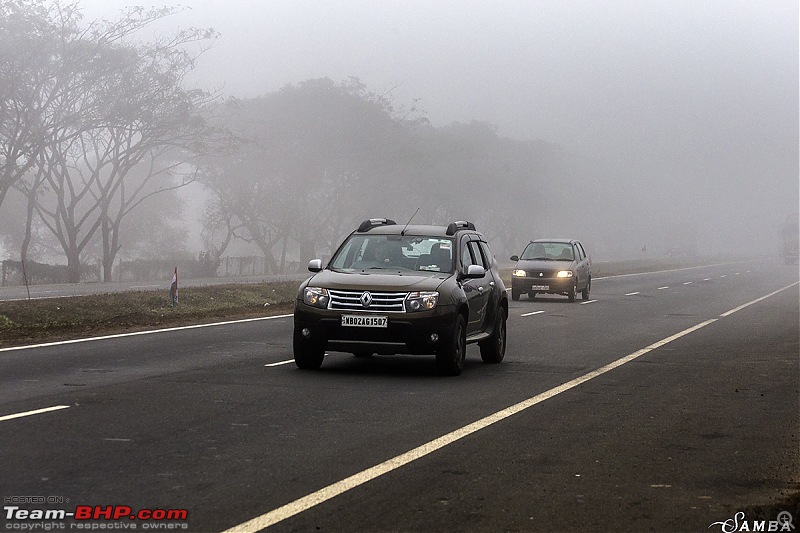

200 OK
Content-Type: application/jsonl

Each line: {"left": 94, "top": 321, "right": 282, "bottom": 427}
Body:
{"left": 709, "top": 511, "right": 794, "bottom": 532}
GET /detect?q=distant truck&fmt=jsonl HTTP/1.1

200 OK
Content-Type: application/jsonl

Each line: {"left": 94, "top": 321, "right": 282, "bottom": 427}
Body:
{"left": 781, "top": 213, "right": 799, "bottom": 264}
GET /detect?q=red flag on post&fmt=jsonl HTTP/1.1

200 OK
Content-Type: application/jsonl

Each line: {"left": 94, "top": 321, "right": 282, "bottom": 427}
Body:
{"left": 170, "top": 267, "right": 178, "bottom": 305}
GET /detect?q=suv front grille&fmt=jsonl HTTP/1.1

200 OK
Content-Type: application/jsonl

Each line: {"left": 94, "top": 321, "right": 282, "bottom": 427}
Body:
{"left": 328, "top": 289, "right": 408, "bottom": 312}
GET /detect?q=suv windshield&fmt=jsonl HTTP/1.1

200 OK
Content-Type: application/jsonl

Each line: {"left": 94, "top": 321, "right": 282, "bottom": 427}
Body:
{"left": 330, "top": 235, "right": 455, "bottom": 273}
{"left": 521, "top": 242, "right": 574, "bottom": 261}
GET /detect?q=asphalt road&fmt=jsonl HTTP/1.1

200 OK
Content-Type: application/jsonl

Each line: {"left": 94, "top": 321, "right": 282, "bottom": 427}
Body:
{"left": 1, "top": 260, "right": 798, "bottom": 533}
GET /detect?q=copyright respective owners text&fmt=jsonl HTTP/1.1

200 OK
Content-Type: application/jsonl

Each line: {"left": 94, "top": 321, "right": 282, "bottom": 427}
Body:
{"left": 4, "top": 497, "right": 189, "bottom": 531}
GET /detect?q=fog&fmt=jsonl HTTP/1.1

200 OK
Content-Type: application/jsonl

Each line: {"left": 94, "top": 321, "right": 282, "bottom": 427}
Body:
{"left": 2, "top": 0, "right": 797, "bottom": 278}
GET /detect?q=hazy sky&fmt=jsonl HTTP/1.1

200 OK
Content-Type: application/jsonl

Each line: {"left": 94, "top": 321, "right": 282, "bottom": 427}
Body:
{"left": 75, "top": 0, "right": 798, "bottom": 255}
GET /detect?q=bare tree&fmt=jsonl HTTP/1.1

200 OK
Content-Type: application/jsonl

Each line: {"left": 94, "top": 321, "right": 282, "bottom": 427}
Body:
{"left": 4, "top": 0, "right": 222, "bottom": 281}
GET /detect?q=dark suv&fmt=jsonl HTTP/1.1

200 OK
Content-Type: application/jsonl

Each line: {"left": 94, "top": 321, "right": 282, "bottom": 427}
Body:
{"left": 293, "top": 219, "right": 508, "bottom": 375}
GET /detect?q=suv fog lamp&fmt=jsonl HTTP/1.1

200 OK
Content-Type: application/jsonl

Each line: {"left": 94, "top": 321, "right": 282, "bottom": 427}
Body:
{"left": 556, "top": 271, "right": 574, "bottom": 278}
{"left": 405, "top": 291, "right": 438, "bottom": 312}
{"left": 512, "top": 269, "right": 527, "bottom": 277}
{"left": 303, "top": 287, "right": 330, "bottom": 308}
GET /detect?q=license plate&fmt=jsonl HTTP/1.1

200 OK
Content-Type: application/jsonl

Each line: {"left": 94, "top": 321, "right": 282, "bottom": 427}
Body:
{"left": 530, "top": 285, "right": 549, "bottom": 291}
{"left": 341, "top": 315, "right": 388, "bottom": 328}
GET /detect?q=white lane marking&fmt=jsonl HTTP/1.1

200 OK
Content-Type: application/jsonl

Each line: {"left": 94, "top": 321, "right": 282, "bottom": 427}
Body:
{"left": 624, "top": 292, "right": 640, "bottom": 296}
{"left": 265, "top": 360, "right": 294, "bottom": 367}
{"left": 703, "top": 278, "right": 711, "bottom": 281}
{"left": 221, "top": 319, "right": 719, "bottom": 533}
{"left": 580, "top": 300, "right": 598, "bottom": 305}
{"left": 2, "top": 294, "right": 82, "bottom": 302}
{"left": 657, "top": 286, "right": 669, "bottom": 290}
{"left": 0, "top": 314, "right": 295, "bottom": 354}
{"left": 0, "top": 405, "right": 70, "bottom": 422}
{"left": 720, "top": 282, "right": 799, "bottom": 317}
{"left": 720, "top": 275, "right": 727, "bottom": 278}
{"left": 520, "top": 311, "right": 544, "bottom": 317}
{"left": 684, "top": 282, "right": 693, "bottom": 285}
{"left": 591, "top": 260, "right": 757, "bottom": 281}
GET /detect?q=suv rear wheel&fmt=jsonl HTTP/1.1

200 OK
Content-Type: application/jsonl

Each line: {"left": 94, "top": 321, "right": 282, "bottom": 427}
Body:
{"left": 479, "top": 307, "right": 506, "bottom": 363}
{"left": 436, "top": 315, "right": 466, "bottom": 376}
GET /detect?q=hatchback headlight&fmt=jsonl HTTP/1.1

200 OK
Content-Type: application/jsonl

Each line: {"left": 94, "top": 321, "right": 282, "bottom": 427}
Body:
{"left": 303, "top": 287, "right": 329, "bottom": 308}
{"left": 405, "top": 291, "right": 438, "bottom": 312}
{"left": 512, "top": 269, "right": 527, "bottom": 277}
{"left": 556, "top": 270, "right": 574, "bottom": 278}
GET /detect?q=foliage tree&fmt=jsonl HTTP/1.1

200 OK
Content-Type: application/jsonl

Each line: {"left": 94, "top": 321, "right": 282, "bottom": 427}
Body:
{"left": 200, "top": 78, "right": 406, "bottom": 272}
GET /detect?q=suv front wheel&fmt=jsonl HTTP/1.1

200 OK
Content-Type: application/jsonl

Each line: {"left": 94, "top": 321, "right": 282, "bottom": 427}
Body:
{"left": 436, "top": 315, "right": 466, "bottom": 376}
{"left": 293, "top": 325, "right": 325, "bottom": 369}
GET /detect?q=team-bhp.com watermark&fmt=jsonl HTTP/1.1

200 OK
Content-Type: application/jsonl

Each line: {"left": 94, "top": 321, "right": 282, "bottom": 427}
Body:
{"left": 4, "top": 497, "right": 188, "bottom": 531}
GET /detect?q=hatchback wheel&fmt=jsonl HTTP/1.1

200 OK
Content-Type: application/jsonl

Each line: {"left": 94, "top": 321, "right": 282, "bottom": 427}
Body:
{"left": 581, "top": 277, "right": 591, "bottom": 301}
{"left": 567, "top": 279, "right": 577, "bottom": 302}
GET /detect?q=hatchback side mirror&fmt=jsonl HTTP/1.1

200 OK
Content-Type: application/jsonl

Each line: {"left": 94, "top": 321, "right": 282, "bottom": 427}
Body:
{"left": 308, "top": 259, "right": 323, "bottom": 272}
{"left": 510, "top": 255, "right": 519, "bottom": 261}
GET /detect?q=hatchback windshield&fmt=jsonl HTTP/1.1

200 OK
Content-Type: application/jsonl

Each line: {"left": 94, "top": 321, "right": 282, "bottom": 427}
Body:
{"left": 330, "top": 235, "right": 454, "bottom": 272}
{"left": 521, "top": 241, "right": 574, "bottom": 261}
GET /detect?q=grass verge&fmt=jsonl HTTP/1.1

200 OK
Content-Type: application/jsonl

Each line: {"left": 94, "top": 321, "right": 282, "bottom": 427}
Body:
{"left": 0, "top": 282, "right": 298, "bottom": 349}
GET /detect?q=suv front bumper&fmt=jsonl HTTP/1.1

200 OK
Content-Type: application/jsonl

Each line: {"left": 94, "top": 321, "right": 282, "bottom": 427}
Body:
{"left": 294, "top": 302, "right": 458, "bottom": 355}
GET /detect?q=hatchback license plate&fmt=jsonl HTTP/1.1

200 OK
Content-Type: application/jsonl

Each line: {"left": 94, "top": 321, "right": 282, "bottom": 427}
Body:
{"left": 341, "top": 315, "right": 388, "bottom": 328}
{"left": 530, "top": 285, "right": 549, "bottom": 291}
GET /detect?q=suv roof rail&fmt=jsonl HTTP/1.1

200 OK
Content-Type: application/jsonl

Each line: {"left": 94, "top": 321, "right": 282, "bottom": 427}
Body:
{"left": 357, "top": 218, "right": 397, "bottom": 232}
{"left": 446, "top": 220, "right": 476, "bottom": 236}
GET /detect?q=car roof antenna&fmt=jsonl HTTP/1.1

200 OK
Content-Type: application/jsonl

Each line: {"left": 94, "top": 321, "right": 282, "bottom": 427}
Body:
{"left": 401, "top": 207, "right": 420, "bottom": 236}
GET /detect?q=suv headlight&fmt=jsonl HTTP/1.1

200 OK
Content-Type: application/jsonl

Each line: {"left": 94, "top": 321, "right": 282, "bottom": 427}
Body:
{"left": 405, "top": 291, "right": 438, "bottom": 312}
{"left": 512, "top": 269, "right": 527, "bottom": 277}
{"left": 303, "top": 287, "right": 329, "bottom": 308}
{"left": 556, "top": 270, "right": 574, "bottom": 278}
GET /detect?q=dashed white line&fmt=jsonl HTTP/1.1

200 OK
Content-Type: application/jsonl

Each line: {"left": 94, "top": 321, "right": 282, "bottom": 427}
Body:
{"left": 624, "top": 292, "right": 640, "bottom": 296}
{"left": 580, "top": 299, "right": 598, "bottom": 305}
{"left": 720, "top": 275, "right": 727, "bottom": 278}
{"left": 520, "top": 310, "right": 544, "bottom": 317}
{"left": 703, "top": 278, "right": 711, "bottom": 281}
{"left": 684, "top": 282, "right": 693, "bottom": 285}
{"left": 0, "top": 405, "right": 70, "bottom": 422}
{"left": 657, "top": 286, "right": 669, "bottom": 290}
{"left": 264, "top": 360, "right": 294, "bottom": 367}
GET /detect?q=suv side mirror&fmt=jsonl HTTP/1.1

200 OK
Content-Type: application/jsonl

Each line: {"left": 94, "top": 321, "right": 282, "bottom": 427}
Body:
{"left": 462, "top": 264, "right": 485, "bottom": 279}
{"left": 308, "top": 259, "right": 323, "bottom": 273}
{"left": 510, "top": 255, "right": 519, "bottom": 261}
